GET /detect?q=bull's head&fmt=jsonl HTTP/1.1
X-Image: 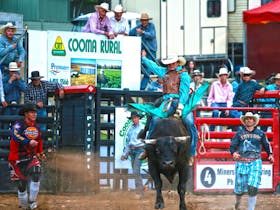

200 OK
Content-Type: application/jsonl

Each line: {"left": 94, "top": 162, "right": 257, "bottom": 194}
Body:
{"left": 144, "top": 136, "right": 190, "bottom": 170}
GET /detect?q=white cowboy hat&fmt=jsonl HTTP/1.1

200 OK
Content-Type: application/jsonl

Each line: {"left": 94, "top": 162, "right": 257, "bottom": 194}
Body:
{"left": 8, "top": 62, "right": 20, "bottom": 71}
{"left": 272, "top": 73, "right": 280, "bottom": 80}
{"left": 240, "top": 112, "right": 259, "bottom": 127}
{"left": 0, "top": 22, "right": 17, "bottom": 34}
{"left": 112, "top": 4, "right": 126, "bottom": 13}
{"left": 161, "top": 54, "right": 180, "bottom": 65}
{"left": 178, "top": 56, "right": 186, "bottom": 66}
{"left": 95, "top": 2, "right": 110, "bottom": 12}
{"left": 139, "top": 13, "right": 152, "bottom": 20}
{"left": 191, "top": 69, "right": 204, "bottom": 77}
{"left": 240, "top": 67, "right": 256, "bottom": 75}
{"left": 216, "top": 67, "right": 230, "bottom": 77}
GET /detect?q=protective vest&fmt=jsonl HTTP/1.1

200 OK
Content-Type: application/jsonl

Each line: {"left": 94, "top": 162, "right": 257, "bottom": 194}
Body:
{"left": 162, "top": 70, "right": 182, "bottom": 94}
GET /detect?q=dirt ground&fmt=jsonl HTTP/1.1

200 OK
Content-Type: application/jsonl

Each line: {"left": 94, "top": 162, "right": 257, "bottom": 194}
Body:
{"left": 1, "top": 152, "right": 280, "bottom": 210}
{"left": 1, "top": 191, "right": 280, "bottom": 210}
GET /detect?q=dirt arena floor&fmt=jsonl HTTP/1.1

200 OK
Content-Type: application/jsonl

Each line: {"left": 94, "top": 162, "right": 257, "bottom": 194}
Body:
{"left": 1, "top": 152, "right": 280, "bottom": 210}
{"left": 1, "top": 191, "right": 280, "bottom": 210}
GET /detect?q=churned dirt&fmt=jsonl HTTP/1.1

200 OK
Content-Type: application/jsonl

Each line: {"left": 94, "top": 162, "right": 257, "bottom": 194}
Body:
{"left": 1, "top": 151, "right": 280, "bottom": 210}
{"left": 1, "top": 191, "right": 280, "bottom": 210}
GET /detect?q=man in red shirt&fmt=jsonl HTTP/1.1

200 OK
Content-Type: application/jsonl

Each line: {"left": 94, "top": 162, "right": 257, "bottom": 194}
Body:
{"left": 8, "top": 103, "right": 46, "bottom": 210}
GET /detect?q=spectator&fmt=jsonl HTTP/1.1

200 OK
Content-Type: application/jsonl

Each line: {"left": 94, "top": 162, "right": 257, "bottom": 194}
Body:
{"left": 110, "top": 4, "right": 129, "bottom": 36}
{"left": 259, "top": 73, "right": 280, "bottom": 131}
{"left": 24, "top": 71, "right": 64, "bottom": 131}
{"left": 2, "top": 62, "right": 26, "bottom": 129}
{"left": 190, "top": 69, "right": 206, "bottom": 117}
{"left": 129, "top": 13, "right": 157, "bottom": 90}
{"left": 83, "top": 2, "right": 114, "bottom": 39}
{"left": 186, "top": 59, "right": 197, "bottom": 75}
{"left": 0, "top": 22, "right": 26, "bottom": 76}
{"left": 229, "top": 67, "right": 265, "bottom": 122}
{"left": 207, "top": 67, "right": 234, "bottom": 131}
{"left": 121, "top": 111, "right": 145, "bottom": 197}
{"left": 8, "top": 103, "right": 46, "bottom": 210}
{"left": 230, "top": 112, "right": 273, "bottom": 210}
{"left": 0, "top": 70, "right": 7, "bottom": 108}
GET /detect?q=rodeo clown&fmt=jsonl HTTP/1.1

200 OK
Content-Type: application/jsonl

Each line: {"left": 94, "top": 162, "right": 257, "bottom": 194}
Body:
{"left": 8, "top": 103, "right": 46, "bottom": 210}
{"left": 230, "top": 112, "right": 274, "bottom": 210}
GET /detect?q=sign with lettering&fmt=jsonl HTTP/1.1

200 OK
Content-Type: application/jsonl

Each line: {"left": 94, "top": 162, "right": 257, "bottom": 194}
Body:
{"left": 195, "top": 162, "right": 273, "bottom": 191}
{"left": 114, "top": 107, "right": 147, "bottom": 169}
{"left": 28, "top": 30, "right": 141, "bottom": 90}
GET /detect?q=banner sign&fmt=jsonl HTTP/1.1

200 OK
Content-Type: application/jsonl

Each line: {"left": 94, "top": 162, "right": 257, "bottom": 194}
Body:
{"left": 195, "top": 162, "right": 273, "bottom": 191}
{"left": 114, "top": 107, "right": 147, "bottom": 169}
{"left": 28, "top": 30, "right": 141, "bottom": 90}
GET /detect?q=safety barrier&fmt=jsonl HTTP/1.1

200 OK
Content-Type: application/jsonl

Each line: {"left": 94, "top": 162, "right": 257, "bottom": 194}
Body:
{"left": 193, "top": 91, "right": 280, "bottom": 193}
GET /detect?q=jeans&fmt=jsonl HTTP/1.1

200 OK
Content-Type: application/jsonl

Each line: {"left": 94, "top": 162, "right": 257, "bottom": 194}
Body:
{"left": 182, "top": 112, "right": 198, "bottom": 156}
{"left": 210, "top": 102, "right": 227, "bottom": 131}
{"left": 130, "top": 148, "right": 144, "bottom": 193}
{"left": 2, "top": 106, "right": 19, "bottom": 129}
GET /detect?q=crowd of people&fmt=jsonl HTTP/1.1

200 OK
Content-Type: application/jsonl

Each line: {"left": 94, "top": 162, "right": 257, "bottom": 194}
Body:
{"left": 0, "top": 2, "right": 277, "bottom": 210}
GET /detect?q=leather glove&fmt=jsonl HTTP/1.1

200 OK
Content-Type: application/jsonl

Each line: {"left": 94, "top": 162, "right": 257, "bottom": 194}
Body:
{"left": 174, "top": 103, "right": 184, "bottom": 119}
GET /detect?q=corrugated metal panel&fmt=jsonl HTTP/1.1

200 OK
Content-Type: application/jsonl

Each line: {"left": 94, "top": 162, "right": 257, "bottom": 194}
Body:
{"left": 228, "top": 0, "right": 247, "bottom": 43}
{"left": 0, "top": 0, "right": 69, "bottom": 22}
{"left": 24, "top": 21, "right": 72, "bottom": 31}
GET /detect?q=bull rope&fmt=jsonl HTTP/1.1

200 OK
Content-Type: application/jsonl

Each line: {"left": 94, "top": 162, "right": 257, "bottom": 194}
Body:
{"left": 198, "top": 123, "right": 210, "bottom": 155}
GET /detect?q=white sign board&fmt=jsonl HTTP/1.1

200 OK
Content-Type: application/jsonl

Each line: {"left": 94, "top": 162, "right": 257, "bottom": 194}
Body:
{"left": 114, "top": 107, "right": 147, "bottom": 169}
{"left": 28, "top": 30, "right": 141, "bottom": 90}
{"left": 195, "top": 162, "right": 273, "bottom": 191}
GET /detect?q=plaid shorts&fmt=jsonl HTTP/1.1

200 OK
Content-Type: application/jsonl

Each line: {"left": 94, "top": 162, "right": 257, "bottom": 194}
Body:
{"left": 234, "top": 158, "right": 262, "bottom": 194}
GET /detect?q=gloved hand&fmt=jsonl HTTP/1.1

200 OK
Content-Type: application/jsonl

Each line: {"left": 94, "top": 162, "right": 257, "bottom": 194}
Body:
{"left": 174, "top": 103, "right": 184, "bottom": 119}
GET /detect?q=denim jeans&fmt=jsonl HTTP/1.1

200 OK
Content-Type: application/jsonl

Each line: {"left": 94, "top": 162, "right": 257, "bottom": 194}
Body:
{"left": 210, "top": 102, "right": 227, "bottom": 131}
{"left": 130, "top": 148, "right": 144, "bottom": 193}
{"left": 182, "top": 112, "right": 198, "bottom": 156}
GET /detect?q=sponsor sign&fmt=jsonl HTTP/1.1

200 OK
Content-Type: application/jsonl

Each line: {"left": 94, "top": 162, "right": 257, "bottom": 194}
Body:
{"left": 195, "top": 163, "right": 273, "bottom": 191}
{"left": 114, "top": 107, "right": 147, "bottom": 169}
{"left": 28, "top": 30, "right": 141, "bottom": 90}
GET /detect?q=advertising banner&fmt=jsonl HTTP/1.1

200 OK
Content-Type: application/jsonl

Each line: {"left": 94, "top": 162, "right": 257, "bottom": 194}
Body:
{"left": 28, "top": 30, "right": 141, "bottom": 90}
{"left": 114, "top": 107, "right": 148, "bottom": 169}
{"left": 195, "top": 162, "right": 273, "bottom": 191}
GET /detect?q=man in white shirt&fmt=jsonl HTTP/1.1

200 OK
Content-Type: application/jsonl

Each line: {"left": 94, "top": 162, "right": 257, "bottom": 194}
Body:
{"left": 110, "top": 5, "right": 129, "bottom": 36}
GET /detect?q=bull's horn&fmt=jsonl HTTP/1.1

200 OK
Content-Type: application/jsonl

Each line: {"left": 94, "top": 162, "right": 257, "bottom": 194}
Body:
{"left": 143, "top": 139, "right": 157, "bottom": 144}
{"left": 174, "top": 136, "right": 190, "bottom": 142}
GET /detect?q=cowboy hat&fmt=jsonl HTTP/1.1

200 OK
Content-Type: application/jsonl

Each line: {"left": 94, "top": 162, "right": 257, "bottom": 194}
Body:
{"left": 29, "top": 71, "right": 44, "bottom": 80}
{"left": 19, "top": 103, "right": 38, "bottom": 116}
{"left": 178, "top": 56, "right": 186, "bottom": 66}
{"left": 95, "top": 2, "right": 110, "bottom": 12}
{"left": 216, "top": 67, "right": 230, "bottom": 77}
{"left": 272, "top": 73, "right": 280, "bottom": 80}
{"left": 161, "top": 54, "right": 181, "bottom": 65}
{"left": 127, "top": 111, "right": 142, "bottom": 119}
{"left": 8, "top": 62, "right": 20, "bottom": 71}
{"left": 240, "top": 67, "right": 256, "bottom": 75}
{"left": 240, "top": 112, "right": 259, "bottom": 127}
{"left": 139, "top": 13, "right": 152, "bottom": 20}
{"left": 191, "top": 69, "right": 204, "bottom": 77}
{"left": 112, "top": 4, "right": 126, "bottom": 13}
{"left": 0, "top": 22, "right": 17, "bottom": 34}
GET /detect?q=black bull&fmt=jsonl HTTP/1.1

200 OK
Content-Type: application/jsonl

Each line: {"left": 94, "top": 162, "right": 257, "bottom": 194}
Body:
{"left": 144, "top": 117, "right": 191, "bottom": 210}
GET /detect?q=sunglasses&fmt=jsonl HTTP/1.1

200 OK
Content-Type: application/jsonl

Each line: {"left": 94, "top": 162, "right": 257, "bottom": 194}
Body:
{"left": 243, "top": 74, "right": 251, "bottom": 77}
